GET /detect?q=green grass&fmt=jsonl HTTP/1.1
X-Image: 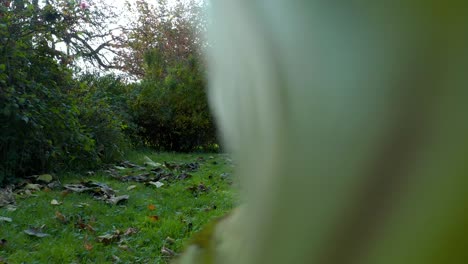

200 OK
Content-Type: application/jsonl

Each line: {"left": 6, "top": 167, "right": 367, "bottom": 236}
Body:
{"left": 0, "top": 151, "right": 237, "bottom": 263}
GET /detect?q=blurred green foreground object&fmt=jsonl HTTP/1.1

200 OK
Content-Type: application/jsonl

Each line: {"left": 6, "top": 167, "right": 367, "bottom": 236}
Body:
{"left": 176, "top": 1, "right": 468, "bottom": 264}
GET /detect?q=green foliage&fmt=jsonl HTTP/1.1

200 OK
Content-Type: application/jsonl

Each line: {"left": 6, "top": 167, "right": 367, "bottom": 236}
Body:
{"left": 0, "top": 79, "right": 97, "bottom": 182}
{"left": 0, "top": 1, "right": 128, "bottom": 185}
{"left": 0, "top": 5, "right": 93, "bottom": 182}
{"left": 132, "top": 52, "right": 217, "bottom": 152}
{"left": 115, "top": 0, "right": 218, "bottom": 152}
{"left": 0, "top": 0, "right": 217, "bottom": 184}
{"left": 73, "top": 74, "right": 133, "bottom": 163}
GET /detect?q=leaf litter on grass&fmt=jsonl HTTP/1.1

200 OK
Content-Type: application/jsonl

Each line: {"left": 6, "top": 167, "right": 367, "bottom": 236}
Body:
{"left": 0, "top": 186, "right": 15, "bottom": 207}
{"left": 109, "top": 157, "right": 200, "bottom": 187}
{"left": 0, "top": 154, "right": 233, "bottom": 263}
{"left": 0, "top": 216, "right": 12, "bottom": 223}
{"left": 24, "top": 226, "right": 50, "bottom": 238}
{"left": 2, "top": 155, "right": 206, "bottom": 212}
{"left": 97, "top": 227, "right": 139, "bottom": 245}
{"left": 64, "top": 181, "right": 129, "bottom": 205}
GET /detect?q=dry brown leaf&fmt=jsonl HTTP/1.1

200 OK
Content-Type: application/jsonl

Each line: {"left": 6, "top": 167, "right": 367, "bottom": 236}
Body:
{"left": 149, "top": 215, "right": 160, "bottom": 222}
{"left": 55, "top": 211, "right": 68, "bottom": 224}
{"left": 97, "top": 230, "right": 121, "bottom": 245}
{"left": 84, "top": 242, "right": 93, "bottom": 251}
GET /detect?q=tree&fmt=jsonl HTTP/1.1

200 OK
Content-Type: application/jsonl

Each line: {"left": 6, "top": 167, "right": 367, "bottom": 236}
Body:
{"left": 115, "top": 0, "right": 206, "bottom": 79}
{"left": 113, "top": 0, "right": 217, "bottom": 151}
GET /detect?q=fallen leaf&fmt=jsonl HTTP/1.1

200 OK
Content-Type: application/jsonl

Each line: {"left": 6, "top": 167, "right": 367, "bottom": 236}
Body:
{"left": 123, "top": 227, "right": 138, "bottom": 236}
{"left": 75, "top": 219, "right": 96, "bottom": 232}
{"left": 84, "top": 242, "right": 93, "bottom": 251}
{"left": 161, "top": 246, "right": 176, "bottom": 256}
{"left": 47, "top": 181, "right": 61, "bottom": 189}
{"left": 122, "top": 174, "right": 150, "bottom": 182}
{"left": 149, "top": 215, "right": 160, "bottom": 222}
{"left": 24, "top": 228, "right": 50, "bottom": 238}
{"left": 97, "top": 231, "right": 121, "bottom": 245}
{"left": 24, "top": 183, "right": 41, "bottom": 191}
{"left": 0, "top": 217, "right": 12, "bottom": 223}
{"left": 118, "top": 244, "right": 129, "bottom": 251}
{"left": 184, "top": 162, "right": 200, "bottom": 172}
{"left": 127, "top": 185, "right": 137, "bottom": 190}
{"left": 178, "top": 173, "right": 192, "bottom": 180}
{"left": 5, "top": 205, "right": 16, "bottom": 211}
{"left": 143, "top": 156, "right": 162, "bottom": 167}
{"left": 65, "top": 182, "right": 124, "bottom": 204}
{"left": 165, "top": 236, "right": 175, "bottom": 245}
{"left": 75, "top": 202, "right": 90, "bottom": 208}
{"left": 187, "top": 183, "right": 210, "bottom": 195}
{"left": 55, "top": 211, "right": 68, "bottom": 224}
{"left": 50, "top": 199, "right": 62, "bottom": 206}
{"left": 163, "top": 162, "right": 178, "bottom": 170}
{"left": 148, "top": 181, "right": 164, "bottom": 188}
{"left": 147, "top": 204, "right": 156, "bottom": 211}
{"left": 120, "top": 160, "right": 139, "bottom": 168}
{"left": 105, "top": 168, "right": 120, "bottom": 178}
{"left": 63, "top": 184, "right": 92, "bottom": 193}
{"left": 83, "top": 235, "right": 93, "bottom": 250}
{"left": 114, "top": 166, "right": 126, "bottom": 170}
{"left": 107, "top": 195, "right": 129, "bottom": 205}
{"left": 0, "top": 187, "right": 15, "bottom": 207}
{"left": 37, "top": 174, "right": 53, "bottom": 183}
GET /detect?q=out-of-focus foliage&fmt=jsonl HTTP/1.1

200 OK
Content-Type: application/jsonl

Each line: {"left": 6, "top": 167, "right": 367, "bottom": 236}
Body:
{"left": 0, "top": 0, "right": 127, "bottom": 185}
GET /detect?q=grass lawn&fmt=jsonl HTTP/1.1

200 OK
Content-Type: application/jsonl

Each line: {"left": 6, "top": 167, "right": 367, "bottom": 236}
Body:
{"left": 0, "top": 150, "right": 237, "bottom": 263}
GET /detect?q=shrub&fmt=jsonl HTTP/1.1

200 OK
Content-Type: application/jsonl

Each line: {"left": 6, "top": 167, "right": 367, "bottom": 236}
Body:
{"left": 0, "top": 58, "right": 97, "bottom": 183}
{"left": 73, "top": 74, "right": 133, "bottom": 163}
{"left": 0, "top": 5, "right": 129, "bottom": 184}
{"left": 131, "top": 53, "right": 217, "bottom": 152}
